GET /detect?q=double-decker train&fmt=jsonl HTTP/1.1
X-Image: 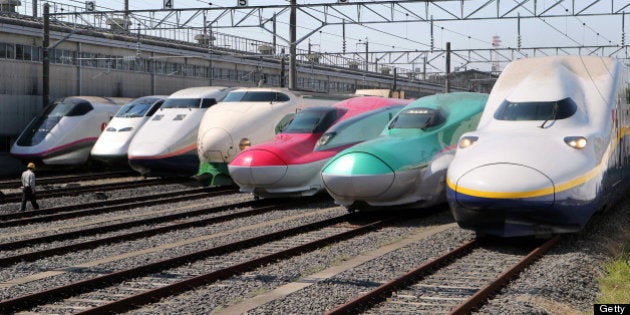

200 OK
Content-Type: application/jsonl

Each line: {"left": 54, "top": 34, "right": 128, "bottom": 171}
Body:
{"left": 127, "top": 86, "right": 231, "bottom": 177}
{"left": 446, "top": 55, "right": 630, "bottom": 237}
{"left": 228, "top": 96, "right": 411, "bottom": 197}
{"left": 10, "top": 96, "right": 130, "bottom": 166}
{"left": 321, "top": 92, "right": 488, "bottom": 211}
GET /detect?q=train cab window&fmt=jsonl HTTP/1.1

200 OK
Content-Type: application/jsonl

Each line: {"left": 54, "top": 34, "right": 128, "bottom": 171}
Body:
{"left": 493, "top": 98, "right": 577, "bottom": 121}
{"left": 316, "top": 106, "right": 404, "bottom": 151}
{"left": 160, "top": 98, "right": 202, "bottom": 109}
{"left": 388, "top": 107, "right": 445, "bottom": 130}
{"left": 201, "top": 98, "right": 217, "bottom": 108}
{"left": 116, "top": 97, "right": 162, "bottom": 118}
{"left": 281, "top": 107, "right": 343, "bottom": 134}
{"left": 65, "top": 101, "right": 94, "bottom": 117}
{"left": 222, "top": 91, "right": 291, "bottom": 103}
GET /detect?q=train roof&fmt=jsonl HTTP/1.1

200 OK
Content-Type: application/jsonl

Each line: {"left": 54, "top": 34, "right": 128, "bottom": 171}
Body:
{"left": 168, "top": 86, "right": 230, "bottom": 98}
{"left": 60, "top": 96, "right": 131, "bottom": 106}
{"left": 228, "top": 87, "right": 351, "bottom": 101}
{"left": 479, "top": 55, "right": 619, "bottom": 128}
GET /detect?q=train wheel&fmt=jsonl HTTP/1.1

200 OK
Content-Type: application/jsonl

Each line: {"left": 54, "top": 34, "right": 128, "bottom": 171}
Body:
{"left": 346, "top": 201, "right": 368, "bottom": 213}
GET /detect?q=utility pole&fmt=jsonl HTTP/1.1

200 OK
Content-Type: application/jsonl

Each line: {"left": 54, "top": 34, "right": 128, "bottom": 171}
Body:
{"left": 43, "top": 3, "right": 50, "bottom": 108}
{"left": 288, "top": 0, "right": 297, "bottom": 90}
{"left": 445, "top": 42, "right": 451, "bottom": 93}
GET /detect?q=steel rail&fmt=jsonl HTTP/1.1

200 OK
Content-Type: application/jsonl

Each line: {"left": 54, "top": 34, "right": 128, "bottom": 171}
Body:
{"left": 0, "top": 200, "right": 284, "bottom": 267}
{"left": 0, "top": 170, "right": 135, "bottom": 189}
{"left": 449, "top": 235, "right": 561, "bottom": 315}
{"left": 0, "top": 192, "right": 259, "bottom": 251}
{"left": 0, "top": 178, "right": 178, "bottom": 203}
{"left": 326, "top": 239, "right": 478, "bottom": 315}
{"left": 0, "top": 186, "right": 236, "bottom": 228}
{"left": 326, "top": 236, "right": 560, "bottom": 315}
{"left": 77, "top": 215, "right": 398, "bottom": 315}
{"left": 0, "top": 212, "right": 381, "bottom": 313}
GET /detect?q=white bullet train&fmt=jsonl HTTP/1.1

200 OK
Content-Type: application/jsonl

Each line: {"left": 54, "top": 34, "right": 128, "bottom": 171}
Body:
{"left": 10, "top": 96, "right": 130, "bottom": 166}
{"left": 196, "top": 87, "right": 346, "bottom": 186}
{"left": 90, "top": 95, "right": 167, "bottom": 163}
{"left": 127, "top": 86, "right": 232, "bottom": 177}
{"left": 446, "top": 55, "right": 630, "bottom": 237}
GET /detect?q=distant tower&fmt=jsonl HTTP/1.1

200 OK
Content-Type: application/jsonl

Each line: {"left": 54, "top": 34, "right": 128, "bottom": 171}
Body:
{"left": 491, "top": 35, "right": 502, "bottom": 73}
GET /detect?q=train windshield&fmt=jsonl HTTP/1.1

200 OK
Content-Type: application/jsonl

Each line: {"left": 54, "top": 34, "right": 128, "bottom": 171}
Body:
{"left": 222, "top": 91, "right": 291, "bottom": 103}
{"left": 160, "top": 98, "right": 202, "bottom": 109}
{"left": 281, "top": 107, "right": 342, "bottom": 134}
{"left": 493, "top": 98, "right": 577, "bottom": 121}
{"left": 316, "top": 106, "right": 404, "bottom": 151}
{"left": 16, "top": 99, "right": 94, "bottom": 146}
{"left": 388, "top": 107, "right": 445, "bottom": 130}
{"left": 116, "top": 97, "right": 162, "bottom": 117}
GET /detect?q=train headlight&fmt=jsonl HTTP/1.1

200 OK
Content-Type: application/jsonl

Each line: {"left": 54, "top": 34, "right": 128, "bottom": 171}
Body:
{"left": 317, "top": 132, "right": 336, "bottom": 146}
{"left": 239, "top": 138, "right": 251, "bottom": 151}
{"left": 564, "top": 136, "right": 587, "bottom": 149}
{"left": 118, "top": 127, "right": 133, "bottom": 132}
{"left": 458, "top": 136, "right": 478, "bottom": 149}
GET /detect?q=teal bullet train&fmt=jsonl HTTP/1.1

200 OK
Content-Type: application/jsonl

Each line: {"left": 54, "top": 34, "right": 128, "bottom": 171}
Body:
{"left": 447, "top": 56, "right": 630, "bottom": 237}
{"left": 321, "top": 92, "right": 488, "bottom": 211}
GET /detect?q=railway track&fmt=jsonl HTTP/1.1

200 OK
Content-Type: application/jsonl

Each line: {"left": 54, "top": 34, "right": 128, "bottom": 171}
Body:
{"left": 328, "top": 236, "right": 560, "bottom": 314}
{"left": 0, "top": 197, "right": 278, "bottom": 267}
{"left": 0, "top": 203, "right": 397, "bottom": 314}
{"left": 0, "top": 186, "right": 237, "bottom": 227}
{"left": 0, "top": 170, "right": 135, "bottom": 190}
{"left": 0, "top": 177, "right": 185, "bottom": 203}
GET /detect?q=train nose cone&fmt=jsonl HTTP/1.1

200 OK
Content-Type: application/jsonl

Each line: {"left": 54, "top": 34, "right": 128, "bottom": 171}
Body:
{"left": 128, "top": 142, "right": 168, "bottom": 157}
{"left": 199, "top": 128, "right": 233, "bottom": 162}
{"left": 229, "top": 149, "right": 288, "bottom": 186}
{"left": 453, "top": 163, "right": 554, "bottom": 208}
{"left": 321, "top": 152, "right": 394, "bottom": 198}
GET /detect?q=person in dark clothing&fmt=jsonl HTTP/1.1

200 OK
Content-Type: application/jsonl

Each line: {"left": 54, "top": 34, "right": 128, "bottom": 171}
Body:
{"left": 20, "top": 162, "right": 40, "bottom": 211}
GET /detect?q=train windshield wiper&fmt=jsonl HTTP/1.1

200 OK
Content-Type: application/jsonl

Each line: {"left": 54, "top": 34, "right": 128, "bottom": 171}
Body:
{"left": 540, "top": 102, "right": 559, "bottom": 128}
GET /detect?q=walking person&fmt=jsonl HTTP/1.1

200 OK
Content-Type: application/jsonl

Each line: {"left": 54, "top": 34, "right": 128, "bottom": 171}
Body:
{"left": 20, "top": 162, "right": 40, "bottom": 211}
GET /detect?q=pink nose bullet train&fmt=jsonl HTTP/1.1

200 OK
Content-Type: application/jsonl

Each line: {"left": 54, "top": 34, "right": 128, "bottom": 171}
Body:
{"left": 228, "top": 96, "right": 411, "bottom": 198}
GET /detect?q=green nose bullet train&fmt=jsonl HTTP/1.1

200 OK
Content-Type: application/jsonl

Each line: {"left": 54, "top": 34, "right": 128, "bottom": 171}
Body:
{"left": 320, "top": 92, "right": 488, "bottom": 212}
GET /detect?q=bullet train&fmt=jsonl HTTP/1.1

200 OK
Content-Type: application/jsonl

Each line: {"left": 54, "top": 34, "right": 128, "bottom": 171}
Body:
{"left": 446, "top": 55, "right": 630, "bottom": 237}
{"left": 10, "top": 96, "right": 130, "bottom": 166}
{"left": 228, "top": 96, "right": 411, "bottom": 197}
{"left": 127, "top": 86, "right": 232, "bottom": 177}
{"left": 196, "top": 87, "right": 346, "bottom": 186}
{"left": 321, "top": 92, "right": 488, "bottom": 211}
{"left": 90, "top": 95, "right": 167, "bottom": 163}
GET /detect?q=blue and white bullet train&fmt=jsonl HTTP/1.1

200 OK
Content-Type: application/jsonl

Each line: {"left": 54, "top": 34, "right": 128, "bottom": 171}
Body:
{"left": 446, "top": 55, "right": 630, "bottom": 237}
{"left": 90, "top": 95, "right": 167, "bottom": 163}
{"left": 127, "top": 86, "right": 231, "bottom": 177}
{"left": 11, "top": 96, "right": 130, "bottom": 166}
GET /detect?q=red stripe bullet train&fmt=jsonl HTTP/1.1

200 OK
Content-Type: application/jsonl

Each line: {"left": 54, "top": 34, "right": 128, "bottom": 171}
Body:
{"left": 228, "top": 96, "right": 412, "bottom": 197}
{"left": 127, "top": 86, "right": 232, "bottom": 177}
{"left": 446, "top": 55, "right": 630, "bottom": 237}
{"left": 11, "top": 96, "right": 130, "bottom": 166}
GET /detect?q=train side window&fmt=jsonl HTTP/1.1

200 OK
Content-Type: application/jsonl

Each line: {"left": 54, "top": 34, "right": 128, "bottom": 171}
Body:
{"left": 201, "top": 98, "right": 217, "bottom": 108}
{"left": 66, "top": 102, "right": 94, "bottom": 116}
